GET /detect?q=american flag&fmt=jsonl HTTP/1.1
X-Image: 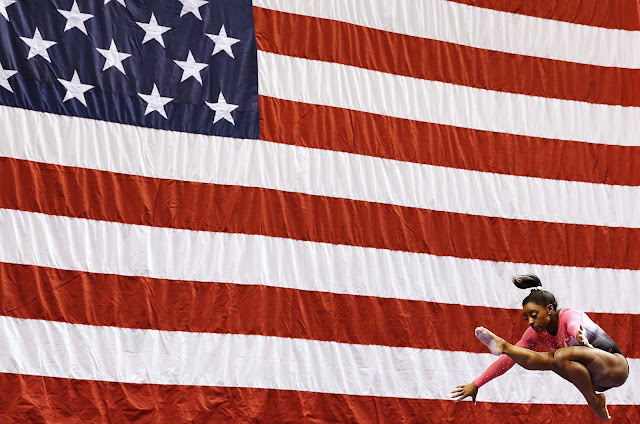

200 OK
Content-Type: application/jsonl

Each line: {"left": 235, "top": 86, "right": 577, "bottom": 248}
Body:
{"left": 0, "top": 0, "right": 638, "bottom": 422}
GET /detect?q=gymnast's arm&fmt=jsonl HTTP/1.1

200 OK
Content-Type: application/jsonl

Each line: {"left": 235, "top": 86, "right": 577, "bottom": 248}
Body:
{"left": 450, "top": 328, "right": 538, "bottom": 403}
{"left": 562, "top": 307, "right": 593, "bottom": 348}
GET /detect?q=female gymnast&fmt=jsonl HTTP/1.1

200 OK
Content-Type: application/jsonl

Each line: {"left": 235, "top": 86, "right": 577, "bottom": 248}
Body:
{"left": 450, "top": 275, "right": 628, "bottom": 421}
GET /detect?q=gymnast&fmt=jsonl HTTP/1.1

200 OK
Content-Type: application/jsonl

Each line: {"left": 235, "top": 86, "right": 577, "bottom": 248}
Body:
{"left": 450, "top": 275, "right": 628, "bottom": 421}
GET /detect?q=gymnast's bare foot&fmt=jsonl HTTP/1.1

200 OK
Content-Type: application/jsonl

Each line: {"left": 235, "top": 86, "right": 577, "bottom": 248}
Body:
{"left": 475, "top": 327, "right": 507, "bottom": 356}
{"left": 588, "top": 393, "right": 611, "bottom": 421}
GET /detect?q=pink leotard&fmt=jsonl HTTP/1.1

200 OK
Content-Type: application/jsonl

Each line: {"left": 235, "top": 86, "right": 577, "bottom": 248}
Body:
{"left": 474, "top": 308, "right": 623, "bottom": 387}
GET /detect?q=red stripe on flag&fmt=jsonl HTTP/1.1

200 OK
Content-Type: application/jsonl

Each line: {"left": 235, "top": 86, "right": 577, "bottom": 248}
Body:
{"left": 0, "top": 373, "right": 633, "bottom": 424}
{"left": 447, "top": 0, "right": 640, "bottom": 31}
{"left": 1, "top": 157, "right": 638, "bottom": 269}
{"left": 1, "top": 263, "right": 637, "bottom": 357}
{"left": 259, "top": 96, "right": 640, "bottom": 186}
{"left": 254, "top": 7, "right": 640, "bottom": 106}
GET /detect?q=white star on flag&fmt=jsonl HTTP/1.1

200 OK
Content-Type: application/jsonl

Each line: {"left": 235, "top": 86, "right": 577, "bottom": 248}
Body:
{"left": 57, "top": 70, "right": 94, "bottom": 106}
{"left": 138, "top": 84, "right": 173, "bottom": 119}
{"left": 96, "top": 40, "right": 131, "bottom": 75}
{"left": 206, "top": 25, "right": 240, "bottom": 58}
{"left": 20, "top": 28, "right": 57, "bottom": 62}
{"left": 104, "top": 0, "right": 126, "bottom": 7}
{"left": 178, "top": 0, "right": 208, "bottom": 21}
{"left": 0, "top": 0, "right": 16, "bottom": 21}
{"left": 0, "top": 62, "right": 17, "bottom": 93}
{"left": 206, "top": 92, "right": 238, "bottom": 125}
{"left": 58, "top": 1, "right": 93, "bottom": 35}
{"left": 173, "top": 51, "right": 208, "bottom": 84}
{"left": 136, "top": 13, "right": 171, "bottom": 47}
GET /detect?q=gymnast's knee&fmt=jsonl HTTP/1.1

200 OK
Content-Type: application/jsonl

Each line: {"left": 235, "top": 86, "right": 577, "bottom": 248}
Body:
{"left": 553, "top": 347, "right": 575, "bottom": 368}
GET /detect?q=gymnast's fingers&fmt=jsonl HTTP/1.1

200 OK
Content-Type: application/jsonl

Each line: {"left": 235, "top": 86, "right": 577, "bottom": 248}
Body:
{"left": 453, "top": 392, "right": 468, "bottom": 401}
{"left": 579, "top": 325, "right": 595, "bottom": 348}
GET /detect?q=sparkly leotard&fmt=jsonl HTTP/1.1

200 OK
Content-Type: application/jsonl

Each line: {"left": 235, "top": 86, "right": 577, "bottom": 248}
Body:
{"left": 474, "top": 308, "right": 624, "bottom": 387}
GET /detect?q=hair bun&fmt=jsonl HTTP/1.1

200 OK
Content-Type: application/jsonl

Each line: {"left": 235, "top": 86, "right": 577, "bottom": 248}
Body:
{"left": 512, "top": 274, "right": 542, "bottom": 289}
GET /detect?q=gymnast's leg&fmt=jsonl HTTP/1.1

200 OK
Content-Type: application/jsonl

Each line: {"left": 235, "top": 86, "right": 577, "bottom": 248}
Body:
{"left": 474, "top": 327, "right": 554, "bottom": 370}
{"left": 551, "top": 347, "right": 614, "bottom": 421}
{"left": 475, "top": 327, "right": 615, "bottom": 421}
{"left": 554, "top": 347, "right": 628, "bottom": 393}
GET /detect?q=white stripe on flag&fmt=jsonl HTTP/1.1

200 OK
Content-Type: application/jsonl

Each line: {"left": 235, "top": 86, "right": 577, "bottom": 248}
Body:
{"left": 253, "top": 0, "right": 640, "bottom": 68}
{"left": 1, "top": 208, "right": 638, "bottom": 314}
{"left": 1, "top": 106, "right": 638, "bottom": 227}
{"left": 258, "top": 51, "right": 640, "bottom": 147}
{"left": 0, "top": 316, "right": 637, "bottom": 404}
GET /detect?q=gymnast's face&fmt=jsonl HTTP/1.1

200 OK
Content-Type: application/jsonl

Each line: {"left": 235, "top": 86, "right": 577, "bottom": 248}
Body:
{"left": 522, "top": 302, "right": 552, "bottom": 333}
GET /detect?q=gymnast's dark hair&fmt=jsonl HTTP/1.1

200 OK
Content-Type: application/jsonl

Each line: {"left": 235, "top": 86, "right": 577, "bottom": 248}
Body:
{"left": 512, "top": 274, "right": 558, "bottom": 311}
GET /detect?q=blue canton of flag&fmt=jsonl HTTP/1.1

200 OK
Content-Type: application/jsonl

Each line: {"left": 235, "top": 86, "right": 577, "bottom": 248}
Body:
{"left": 0, "top": 0, "right": 258, "bottom": 139}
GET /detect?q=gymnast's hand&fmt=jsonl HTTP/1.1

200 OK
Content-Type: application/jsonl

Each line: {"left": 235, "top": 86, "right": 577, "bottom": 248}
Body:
{"left": 450, "top": 381, "right": 478, "bottom": 404}
{"left": 576, "top": 325, "right": 594, "bottom": 349}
